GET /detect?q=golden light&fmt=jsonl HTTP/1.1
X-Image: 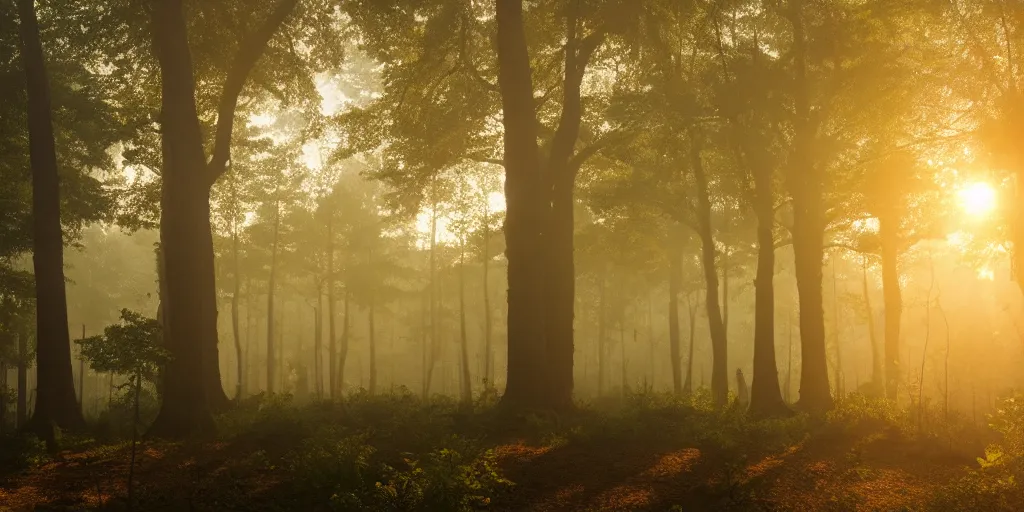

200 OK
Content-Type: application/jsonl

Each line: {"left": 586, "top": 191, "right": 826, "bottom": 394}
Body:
{"left": 958, "top": 182, "right": 996, "bottom": 218}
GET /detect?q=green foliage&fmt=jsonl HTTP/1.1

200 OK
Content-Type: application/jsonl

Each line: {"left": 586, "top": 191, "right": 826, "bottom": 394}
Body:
{"left": 76, "top": 309, "right": 167, "bottom": 385}
{"left": 94, "top": 385, "right": 161, "bottom": 440}
{"left": 0, "top": 433, "right": 49, "bottom": 473}
{"left": 929, "top": 394, "right": 1024, "bottom": 510}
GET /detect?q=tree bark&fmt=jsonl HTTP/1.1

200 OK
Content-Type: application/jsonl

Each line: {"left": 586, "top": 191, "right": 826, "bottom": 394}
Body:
{"left": 543, "top": 2, "right": 606, "bottom": 411}
{"left": 748, "top": 163, "right": 789, "bottom": 418}
{"left": 787, "top": 0, "right": 833, "bottom": 412}
{"left": 148, "top": 0, "right": 296, "bottom": 437}
{"left": 496, "top": 0, "right": 550, "bottom": 410}
{"left": 16, "top": 0, "right": 85, "bottom": 433}
{"left": 688, "top": 133, "right": 729, "bottom": 407}
{"left": 880, "top": 212, "right": 902, "bottom": 402}
{"left": 668, "top": 247, "right": 683, "bottom": 395}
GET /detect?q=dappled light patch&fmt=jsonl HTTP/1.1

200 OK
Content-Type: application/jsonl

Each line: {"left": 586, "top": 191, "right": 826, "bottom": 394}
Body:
{"left": 641, "top": 447, "right": 702, "bottom": 480}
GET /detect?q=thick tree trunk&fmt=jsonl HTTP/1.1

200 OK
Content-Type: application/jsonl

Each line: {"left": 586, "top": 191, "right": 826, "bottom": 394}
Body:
{"left": 496, "top": 0, "right": 549, "bottom": 410}
{"left": 16, "top": 0, "right": 84, "bottom": 433}
{"left": 546, "top": 183, "right": 575, "bottom": 409}
{"left": 689, "top": 135, "right": 729, "bottom": 407}
{"left": 787, "top": 0, "right": 833, "bottom": 412}
{"left": 146, "top": 0, "right": 216, "bottom": 437}
{"left": 880, "top": 213, "right": 902, "bottom": 402}
{"left": 459, "top": 243, "right": 472, "bottom": 403}
{"left": 748, "top": 165, "right": 789, "bottom": 418}
{"left": 266, "top": 198, "right": 280, "bottom": 394}
{"left": 543, "top": 3, "right": 605, "bottom": 411}
{"left": 668, "top": 248, "right": 683, "bottom": 395}
{"left": 147, "top": 0, "right": 295, "bottom": 437}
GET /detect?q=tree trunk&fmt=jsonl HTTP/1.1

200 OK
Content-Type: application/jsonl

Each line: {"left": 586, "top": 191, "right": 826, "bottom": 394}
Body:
{"left": 831, "top": 257, "right": 844, "bottom": 399}
{"left": 266, "top": 197, "right": 280, "bottom": 394}
{"left": 482, "top": 207, "right": 493, "bottom": 389}
{"left": 327, "top": 211, "right": 337, "bottom": 398}
{"left": 459, "top": 241, "right": 472, "bottom": 403}
{"left": 668, "top": 248, "right": 683, "bottom": 395}
{"left": 496, "top": 0, "right": 548, "bottom": 410}
{"left": 748, "top": 163, "right": 789, "bottom": 418}
{"left": 786, "top": 312, "right": 793, "bottom": 402}
{"left": 16, "top": 0, "right": 85, "bottom": 433}
{"left": 244, "top": 279, "right": 252, "bottom": 395}
{"left": 314, "top": 299, "right": 322, "bottom": 400}
{"left": 426, "top": 194, "right": 438, "bottom": 397}
{"left": 78, "top": 325, "right": 85, "bottom": 414}
{"left": 619, "top": 318, "right": 627, "bottom": 395}
{"left": 17, "top": 331, "right": 27, "bottom": 428}
{"left": 0, "top": 361, "right": 6, "bottom": 433}
{"left": 339, "top": 288, "right": 350, "bottom": 396}
{"left": 421, "top": 288, "right": 430, "bottom": 397}
{"left": 684, "top": 295, "right": 697, "bottom": 394}
{"left": 598, "top": 274, "right": 607, "bottom": 396}
{"left": 689, "top": 133, "right": 729, "bottom": 407}
{"left": 231, "top": 220, "right": 243, "bottom": 399}
{"left": 879, "top": 212, "right": 902, "bottom": 402}
{"left": 862, "top": 257, "right": 882, "bottom": 392}
{"left": 147, "top": 0, "right": 295, "bottom": 438}
{"left": 722, "top": 249, "right": 729, "bottom": 338}
{"left": 787, "top": 0, "right": 833, "bottom": 412}
{"left": 368, "top": 293, "right": 377, "bottom": 395}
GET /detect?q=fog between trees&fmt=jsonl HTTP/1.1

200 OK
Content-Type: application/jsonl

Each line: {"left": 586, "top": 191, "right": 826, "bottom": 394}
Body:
{"left": 4, "top": 0, "right": 1024, "bottom": 436}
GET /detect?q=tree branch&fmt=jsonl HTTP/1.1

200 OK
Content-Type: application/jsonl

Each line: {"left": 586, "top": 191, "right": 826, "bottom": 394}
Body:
{"left": 207, "top": 0, "right": 300, "bottom": 183}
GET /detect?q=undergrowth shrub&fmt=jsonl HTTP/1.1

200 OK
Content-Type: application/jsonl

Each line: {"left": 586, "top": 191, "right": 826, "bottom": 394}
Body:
{"left": 0, "top": 433, "right": 48, "bottom": 473}
{"left": 930, "top": 393, "right": 1024, "bottom": 510}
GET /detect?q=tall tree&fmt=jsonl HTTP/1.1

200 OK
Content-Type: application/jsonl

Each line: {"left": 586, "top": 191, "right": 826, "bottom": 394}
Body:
{"left": 494, "top": 0, "right": 549, "bottom": 409}
{"left": 16, "top": 0, "right": 84, "bottom": 432}
{"left": 147, "top": 0, "right": 298, "bottom": 437}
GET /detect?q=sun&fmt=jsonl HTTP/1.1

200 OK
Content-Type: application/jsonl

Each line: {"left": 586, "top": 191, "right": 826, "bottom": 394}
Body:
{"left": 958, "top": 181, "right": 996, "bottom": 218}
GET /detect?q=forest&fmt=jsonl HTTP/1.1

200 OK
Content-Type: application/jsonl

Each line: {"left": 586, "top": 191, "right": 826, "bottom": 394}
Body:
{"left": 4, "top": 0, "right": 1024, "bottom": 510}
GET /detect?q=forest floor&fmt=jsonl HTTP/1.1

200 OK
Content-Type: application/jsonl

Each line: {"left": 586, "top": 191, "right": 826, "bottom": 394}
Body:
{"left": 0, "top": 392, "right": 986, "bottom": 511}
